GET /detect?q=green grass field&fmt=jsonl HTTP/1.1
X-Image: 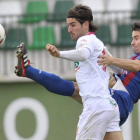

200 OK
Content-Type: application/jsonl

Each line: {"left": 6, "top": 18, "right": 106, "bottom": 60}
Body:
{"left": 0, "top": 82, "right": 82, "bottom": 140}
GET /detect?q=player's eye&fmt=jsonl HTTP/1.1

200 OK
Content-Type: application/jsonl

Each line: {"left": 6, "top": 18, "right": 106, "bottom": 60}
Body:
{"left": 71, "top": 24, "right": 75, "bottom": 27}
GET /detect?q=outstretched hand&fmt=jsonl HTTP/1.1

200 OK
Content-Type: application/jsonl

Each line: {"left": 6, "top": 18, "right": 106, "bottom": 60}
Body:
{"left": 97, "top": 49, "right": 112, "bottom": 68}
{"left": 46, "top": 44, "right": 60, "bottom": 58}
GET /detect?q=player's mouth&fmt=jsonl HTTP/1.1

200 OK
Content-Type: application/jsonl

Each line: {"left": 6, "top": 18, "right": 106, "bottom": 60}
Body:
{"left": 70, "top": 34, "right": 74, "bottom": 37}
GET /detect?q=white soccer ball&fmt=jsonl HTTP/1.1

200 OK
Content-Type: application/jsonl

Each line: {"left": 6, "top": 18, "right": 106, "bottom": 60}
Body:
{"left": 0, "top": 24, "right": 6, "bottom": 46}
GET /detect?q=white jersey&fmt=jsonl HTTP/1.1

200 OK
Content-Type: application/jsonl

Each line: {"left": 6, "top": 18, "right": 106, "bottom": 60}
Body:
{"left": 74, "top": 32, "right": 110, "bottom": 98}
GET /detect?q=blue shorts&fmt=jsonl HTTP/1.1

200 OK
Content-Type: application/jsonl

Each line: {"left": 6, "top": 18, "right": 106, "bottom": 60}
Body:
{"left": 110, "top": 89, "right": 134, "bottom": 126}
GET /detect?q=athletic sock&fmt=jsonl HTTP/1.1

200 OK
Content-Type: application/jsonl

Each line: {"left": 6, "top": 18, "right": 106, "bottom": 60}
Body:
{"left": 25, "top": 66, "right": 75, "bottom": 96}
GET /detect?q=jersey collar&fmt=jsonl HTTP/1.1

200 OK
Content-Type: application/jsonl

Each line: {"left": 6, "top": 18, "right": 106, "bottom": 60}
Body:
{"left": 86, "top": 32, "right": 94, "bottom": 35}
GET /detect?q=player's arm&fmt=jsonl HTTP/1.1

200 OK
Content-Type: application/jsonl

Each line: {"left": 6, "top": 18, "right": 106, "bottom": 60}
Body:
{"left": 98, "top": 49, "right": 140, "bottom": 72}
{"left": 71, "top": 82, "right": 82, "bottom": 104}
{"left": 108, "top": 72, "right": 117, "bottom": 88}
{"left": 46, "top": 44, "right": 91, "bottom": 61}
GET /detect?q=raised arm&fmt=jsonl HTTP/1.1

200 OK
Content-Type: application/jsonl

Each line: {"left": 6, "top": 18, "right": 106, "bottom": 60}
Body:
{"left": 46, "top": 44, "right": 91, "bottom": 62}
{"left": 98, "top": 49, "right": 140, "bottom": 72}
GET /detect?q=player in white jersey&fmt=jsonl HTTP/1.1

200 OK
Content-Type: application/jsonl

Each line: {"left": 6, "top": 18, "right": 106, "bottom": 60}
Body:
{"left": 46, "top": 4, "right": 123, "bottom": 140}
{"left": 74, "top": 33, "right": 110, "bottom": 98}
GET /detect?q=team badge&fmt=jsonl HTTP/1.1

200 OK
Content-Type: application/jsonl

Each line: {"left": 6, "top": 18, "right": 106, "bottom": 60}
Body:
{"left": 74, "top": 62, "right": 79, "bottom": 68}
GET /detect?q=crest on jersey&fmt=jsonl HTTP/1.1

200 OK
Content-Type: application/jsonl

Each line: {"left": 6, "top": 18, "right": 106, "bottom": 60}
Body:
{"left": 110, "top": 99, "right": 117, "bottom": 108}
{"left": 74, "top": 62, "right": 79, "bottom": 68}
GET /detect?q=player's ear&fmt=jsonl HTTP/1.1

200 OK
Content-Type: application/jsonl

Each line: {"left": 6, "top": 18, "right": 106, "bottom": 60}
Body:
{"left": 84, "top": 21, "right": 89, "bottom": 30}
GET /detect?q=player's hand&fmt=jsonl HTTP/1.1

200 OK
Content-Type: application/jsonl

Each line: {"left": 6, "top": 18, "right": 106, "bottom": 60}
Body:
{"left": 97, "top": 49, "right": 113, "bottom": 68}
{"left": 108, "top": 71, "right": 116, "bottom": 88}
{"left": 46, "top": 44, "right": 60, "bottom": 58}
{"left": 109, "top": 76, "right": 116, "bottom": 88}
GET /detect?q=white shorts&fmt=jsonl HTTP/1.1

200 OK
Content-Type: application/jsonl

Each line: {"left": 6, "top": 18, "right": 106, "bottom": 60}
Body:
{"left": 76, "top": 96, "right": 121, "bottom": 140}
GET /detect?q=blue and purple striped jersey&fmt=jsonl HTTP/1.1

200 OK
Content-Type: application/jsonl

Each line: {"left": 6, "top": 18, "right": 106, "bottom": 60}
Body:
{"left": 119, "top": 54, "right": 140, "bottom": 103}
{"left": 111, "top": 54, "right": 140, "bottom": 126}
{"left": 110, "top": 54, "right": 140, "bottom": 126}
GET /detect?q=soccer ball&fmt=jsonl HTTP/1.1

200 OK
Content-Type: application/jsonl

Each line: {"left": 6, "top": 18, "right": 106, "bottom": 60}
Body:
{"left": 0, "top": 24, "right": 6, "bottom": 46}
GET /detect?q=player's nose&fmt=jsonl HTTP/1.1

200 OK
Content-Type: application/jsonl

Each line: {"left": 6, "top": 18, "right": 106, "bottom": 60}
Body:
{"left": 68, "top": 26, "right": 72, "bottom": 33}
{"left": 131, "top": 40, "right": 135, "bottom": 46}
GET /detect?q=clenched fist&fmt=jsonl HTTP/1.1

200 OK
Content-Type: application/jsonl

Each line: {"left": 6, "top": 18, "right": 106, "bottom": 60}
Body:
{"left": 46, "top": 44, "right": 60, "bottom": 58}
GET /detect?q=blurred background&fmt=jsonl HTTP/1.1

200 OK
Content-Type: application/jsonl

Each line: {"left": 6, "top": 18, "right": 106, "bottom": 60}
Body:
{"left": 0, "top": 0, "right": 140, "bottom": 140}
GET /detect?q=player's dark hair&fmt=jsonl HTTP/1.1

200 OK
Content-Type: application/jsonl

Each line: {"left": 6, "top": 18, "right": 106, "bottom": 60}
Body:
{"left": 132, "top": 22, "right": 140, "bottom": 31}
{"left": 67, "top": 4, "right": 98, "bottom": 32}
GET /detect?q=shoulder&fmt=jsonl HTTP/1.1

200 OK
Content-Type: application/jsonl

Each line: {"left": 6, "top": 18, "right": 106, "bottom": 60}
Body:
{"left": 129, "top": 54, "right": 140, "bottom": 60}
{"left": 77, "top": 34, "right": 96, "bottom": 44}
{"left": 136, "top": 55, "right": 140, "bottom": 60}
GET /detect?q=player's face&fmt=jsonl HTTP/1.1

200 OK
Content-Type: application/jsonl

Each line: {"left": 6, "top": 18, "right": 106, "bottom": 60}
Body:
{"left": 131, "top": 31, "right": 140, "bottom": 54}
{"left": 67, "top": 18, "right": 88, "bottom": 41}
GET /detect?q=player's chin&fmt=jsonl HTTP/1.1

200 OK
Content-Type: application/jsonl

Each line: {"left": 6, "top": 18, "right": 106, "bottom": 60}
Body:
{"left": 133, "top": 50, "right": 139, "bottom": 54}
{"left": 71, "top": 37, "right": 77, "bottom": 41}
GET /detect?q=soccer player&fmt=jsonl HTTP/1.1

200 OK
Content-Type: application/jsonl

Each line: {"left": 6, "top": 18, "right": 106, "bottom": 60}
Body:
{"left": 97, "top": 22, "right": 140, "bottom": 105}
{"left": 46, "top": 4, "right": 123, "bottom": 140}
{"left": 15, "top": 5, "right": 123, "bottom": 140}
